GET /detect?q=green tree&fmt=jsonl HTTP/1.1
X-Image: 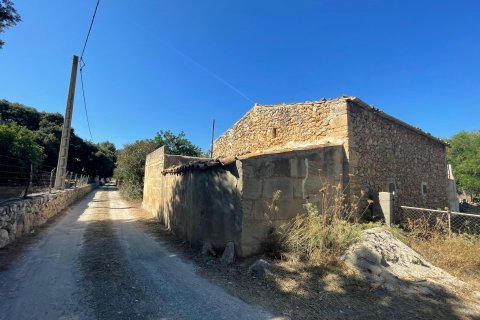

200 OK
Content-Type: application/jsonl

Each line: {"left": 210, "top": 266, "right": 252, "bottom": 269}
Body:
{"left": 0, "top": 99, "right": 40, "bottom": 130}
{"left": 448, "top": 130, "right": 480, "bottom": 199}
{"left": 0, "top": 99, "right": 117, "bottom": 178}
{"left": 114, "top": 139, "right": 157, "bottom": 199}
{"left": 95, "top": 141, "right": 117, "bottom": 178}
{"left": 0, "top": 0, "right": 21, "bottom": 48}
{"left": 0, "top": 122, "right": 44, "bottom": 169}
{"left": 154, "top": 130, "right": 202, "bottom": 157}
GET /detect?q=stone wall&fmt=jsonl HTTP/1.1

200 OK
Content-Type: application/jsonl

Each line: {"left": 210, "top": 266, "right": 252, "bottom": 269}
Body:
{"left": 0, "top": 184, "right": 96, "bottom": 248}
{"left": 213, "top": 95, "right": 449, "bottom": 214}
{"left": 346, "top": 99, "right": 449, "bottom": 211}
{"left": 212, "top": 98, "right": 349, "bottom": 158}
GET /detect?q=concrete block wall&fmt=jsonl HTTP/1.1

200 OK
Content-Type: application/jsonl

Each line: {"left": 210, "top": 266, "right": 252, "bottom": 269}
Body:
{"left": 143, "top": 145, "right": 347, "bottom": 257}
{"left": 237, "top": 146, "right": 347, "bottom": 256}
{"left": 0, "top": 184, "right": 96, "bottom": 248}
{"left": 143, "top": 147, "right": 242, "bottom": 252}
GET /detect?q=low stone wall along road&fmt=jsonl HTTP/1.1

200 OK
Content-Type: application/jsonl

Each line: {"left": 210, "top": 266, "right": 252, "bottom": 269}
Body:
{"left": 0, "top": 186, "right": 272, "bottom": 320}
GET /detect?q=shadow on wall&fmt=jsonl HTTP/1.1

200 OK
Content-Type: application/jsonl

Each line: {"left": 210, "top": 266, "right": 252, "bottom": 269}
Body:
{"left": 156, "top": 162, "right": 243, "bottom": 253}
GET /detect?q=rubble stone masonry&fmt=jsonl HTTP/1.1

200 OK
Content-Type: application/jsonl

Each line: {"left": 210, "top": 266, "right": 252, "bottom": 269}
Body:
{"left": 346, "top": 99, "right": 448, "bottom": 210}
{"left": 212, "top": 98, "right": 349, "bottom": 158}
{"left": 0, "top": 184, "right": 96, "bottom": 248}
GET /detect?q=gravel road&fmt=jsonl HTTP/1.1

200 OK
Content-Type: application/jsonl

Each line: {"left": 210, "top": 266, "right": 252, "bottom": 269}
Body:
{"left": 0, "top": 186, "right": 273, "bottom": 320}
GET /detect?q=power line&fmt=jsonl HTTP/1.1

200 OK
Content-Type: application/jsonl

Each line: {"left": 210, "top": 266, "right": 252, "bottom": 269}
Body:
{"left": 80, "top": 0, "right": 100, "bottom": 60}
{"left": 79, "top": 59, "right": 93, "bottom": 142}
{"left": 78, "top": 0, "right": 100, "bottom": 142}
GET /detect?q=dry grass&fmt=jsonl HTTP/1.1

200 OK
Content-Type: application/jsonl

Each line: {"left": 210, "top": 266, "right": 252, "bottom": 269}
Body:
{"left": 264, "top": 184, "right": 375, "bottom": 266}
{"left": 389, "top": 222, "right": 480, "bottom": 286}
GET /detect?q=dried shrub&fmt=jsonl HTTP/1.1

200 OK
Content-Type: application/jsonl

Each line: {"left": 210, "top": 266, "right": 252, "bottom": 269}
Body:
{"left": 403, "top": 214, "right": 449, "bottom": 240}
{"left": 262, "top": 183, "right": 373, "bottom": 266}
{"left": 390, "top": 224, "right": 480, "bottom": 286}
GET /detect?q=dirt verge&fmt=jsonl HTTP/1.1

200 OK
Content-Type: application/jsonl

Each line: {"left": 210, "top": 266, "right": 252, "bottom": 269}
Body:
{"left": 125, "top": 199, "right": 480, "bottom": 320}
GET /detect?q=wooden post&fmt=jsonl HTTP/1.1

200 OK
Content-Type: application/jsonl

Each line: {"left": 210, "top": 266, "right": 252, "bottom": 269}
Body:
{"left": 49, "top": 167, "right": 56, "bottom": 193}
{"left": 23, "top": 163, "right": 32, "bottom": 198}
{"left": 55, "top": 55, "right": 79, "bottom": 190}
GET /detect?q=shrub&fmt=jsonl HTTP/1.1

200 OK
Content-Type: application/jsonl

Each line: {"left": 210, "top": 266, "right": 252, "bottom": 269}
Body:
{"left": 114, "top": 140, "right": 157, "bottom": 199}
{"left": 263, "top": 184, "right": 373, "bottom": 265}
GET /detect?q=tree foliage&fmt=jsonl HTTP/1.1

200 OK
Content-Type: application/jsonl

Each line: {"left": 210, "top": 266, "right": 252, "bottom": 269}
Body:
{"left": 154, "top": 130, "right": 202, "bottom": 157}
{"left": 115, "top": 131, "right": 203, "bottom": 199}
{"left": 0, "top": 0, "right": 21, "bottom": 49}
{"left": 448, "top": 130, "right": 480, "bottom": 196}
{"left": 0, "top": 99, "right": 116, "bottom": 178}
{"left": 0, "top": 122, "right": 44, "bottom": 169}
{"left": 114, "top": 140, "right": 157, "bottom": 199}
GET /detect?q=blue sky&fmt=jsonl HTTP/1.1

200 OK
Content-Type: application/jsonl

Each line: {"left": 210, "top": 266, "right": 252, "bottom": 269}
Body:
{"left": 1, "top": 0, "right": 479, "bottom": 150}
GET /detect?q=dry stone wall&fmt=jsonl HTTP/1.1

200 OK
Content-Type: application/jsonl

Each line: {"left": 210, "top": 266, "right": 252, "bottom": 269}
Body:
{"left": 346, "top": 99, "right": 448, "bottom": 210}
{"left": 213, "top": 99, "right": 349, "bottom": 158}
{"left": 0, "top": 184, "right": 96, "bottom": 248}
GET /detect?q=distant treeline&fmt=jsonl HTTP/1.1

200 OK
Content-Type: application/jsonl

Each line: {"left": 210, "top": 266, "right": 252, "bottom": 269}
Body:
{"left": 0, "top": 99, "right": 116, "bottom": 178}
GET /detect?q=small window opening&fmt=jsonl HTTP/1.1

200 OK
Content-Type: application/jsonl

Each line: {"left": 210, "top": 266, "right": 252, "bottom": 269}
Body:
{"left": 421, "top": 182, "right": 428, "bottom": 196}
{"left": 272, "top": 128, "right": 278, "bottom": 138}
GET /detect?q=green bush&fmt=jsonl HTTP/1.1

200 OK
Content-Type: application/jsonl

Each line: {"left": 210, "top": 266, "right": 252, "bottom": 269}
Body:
{"left": 114, "top": 140, "right": 157, "bottom": 199}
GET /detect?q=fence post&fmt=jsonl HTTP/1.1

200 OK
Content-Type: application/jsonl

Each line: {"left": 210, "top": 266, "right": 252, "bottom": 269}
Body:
{"left": 23, "top": 163, "right": 33, "bottom": 198}
{"left": 74, "top": 173, "right": 78, "bottom": 188}
{"left": 447, "top": 209, "right": 452, "bottom": 237}
{"left": 49, "top": 168, "right": 56, "bottom": 193}
{"left": 379, "top": 192, "right": 394, "bottom": 225}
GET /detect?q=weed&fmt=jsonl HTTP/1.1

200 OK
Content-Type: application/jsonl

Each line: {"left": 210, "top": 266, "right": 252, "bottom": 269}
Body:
{"left": 262, "top": 183, "right": 373, "bottom": 266}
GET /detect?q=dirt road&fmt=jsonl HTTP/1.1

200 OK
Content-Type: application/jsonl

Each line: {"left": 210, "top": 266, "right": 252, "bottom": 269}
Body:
{"left": 0, "top": 186, "right": 273, "bottom": 320}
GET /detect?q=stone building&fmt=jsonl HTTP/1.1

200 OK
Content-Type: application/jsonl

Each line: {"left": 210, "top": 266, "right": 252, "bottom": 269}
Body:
{"left": 143, "top": 96, "right": 449, "bottom": 256}
{"left": 213, "top": 96, "right": 449, "bottom": 211}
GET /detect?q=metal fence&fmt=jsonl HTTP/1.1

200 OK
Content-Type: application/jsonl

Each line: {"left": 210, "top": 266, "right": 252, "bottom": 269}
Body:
{"left": 0, "top": 155, "right": 90, "bottom": 203}
{"left": 398, "top": 205, "right": 480, "bottom": 235}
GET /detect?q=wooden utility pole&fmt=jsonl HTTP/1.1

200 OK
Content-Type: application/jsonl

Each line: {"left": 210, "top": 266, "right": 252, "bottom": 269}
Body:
{"left": 54, "top": 55, "right": 79, "bottom": 190}
{"left": 210, "top": 119, "right": 215, "bottom": 158}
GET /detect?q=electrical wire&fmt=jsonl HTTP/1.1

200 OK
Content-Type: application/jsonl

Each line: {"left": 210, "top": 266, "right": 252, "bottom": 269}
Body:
{"left": 80, "top": 0, "right": 100, "bottom": 60}
{"left": 78, "top": 0, "right": 100, "bottom": 142}
{"left": 79, "top": 59, "right": 93, "bottom": 142}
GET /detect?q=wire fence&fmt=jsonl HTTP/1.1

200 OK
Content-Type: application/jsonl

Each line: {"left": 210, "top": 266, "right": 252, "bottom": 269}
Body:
{"left": 0, "top": 155, "right": 91, "bottom": 203}
{"left": 398, "top": 205, "right": 480, "bottom": 235}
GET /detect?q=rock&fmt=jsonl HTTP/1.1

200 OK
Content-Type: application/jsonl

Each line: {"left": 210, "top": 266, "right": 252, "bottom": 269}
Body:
{"left": 248, "top": 259, "right": 271, "bottom": 277}
{"left": 220, "top": 242, "right": 235, "bottom": 265}
{"left": 342, "top": 227, "right": 464, "bottom": 289}
{"left": 201, "top": 242, "right": 217, "bottom": 257}
{"left": 0, "top": 229, "right": 10, "bottom": 248}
